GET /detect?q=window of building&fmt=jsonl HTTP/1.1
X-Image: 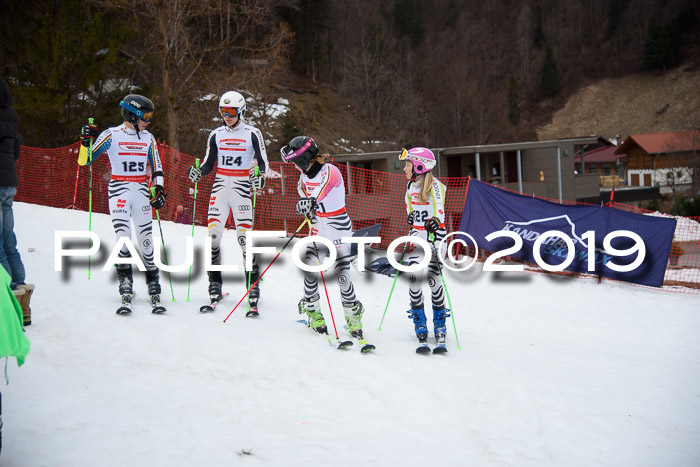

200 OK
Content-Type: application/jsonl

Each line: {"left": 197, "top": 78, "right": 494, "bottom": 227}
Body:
{"left": 589, "top": 164, "right": 597, "bottom": 174}
{"left": 602, "top": 164, "right": 610, "bottom": 175}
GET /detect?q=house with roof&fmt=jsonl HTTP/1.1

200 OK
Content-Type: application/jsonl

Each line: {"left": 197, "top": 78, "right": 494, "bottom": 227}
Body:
{"left": 575, "top": 144, "right": 627, "bottom": 183}
{"left": 614, "top": 130, "right": 700, "bottom": 189}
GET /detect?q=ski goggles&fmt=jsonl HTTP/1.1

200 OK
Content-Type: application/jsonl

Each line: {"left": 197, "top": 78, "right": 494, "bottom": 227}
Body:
{"left": 399, "top": 148, "right": 432, "bottom": 165}
{"left": 280, "top": 138, "right": 315, "bottom": 163}
{"left": 220, "top": 107, "right": 239, "bottom": 118}
{"left": 119, "top": 100, "right": 153, "bottom": 122}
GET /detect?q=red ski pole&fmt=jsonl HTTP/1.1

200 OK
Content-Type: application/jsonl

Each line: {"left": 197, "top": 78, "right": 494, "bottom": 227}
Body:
{"left": 223, "top": 219, "right": 309, "bottom": 323}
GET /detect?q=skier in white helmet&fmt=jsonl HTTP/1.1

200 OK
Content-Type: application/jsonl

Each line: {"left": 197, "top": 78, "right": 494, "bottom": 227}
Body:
{"left": 399, "top": 147, "right": 450, "bottom": 353}
{"left": 187, "top": 91, "right": 268, "bottom": 315}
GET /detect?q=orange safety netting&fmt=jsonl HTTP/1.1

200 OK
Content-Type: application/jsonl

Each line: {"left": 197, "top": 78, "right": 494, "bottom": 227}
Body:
{"left": 15, "top": 142, "right": 700, "bottom": 294}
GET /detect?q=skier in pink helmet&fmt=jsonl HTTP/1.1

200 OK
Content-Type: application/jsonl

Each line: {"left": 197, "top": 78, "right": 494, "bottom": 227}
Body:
{"left": 399, "top": 147, "right": 450, "bottom": 354}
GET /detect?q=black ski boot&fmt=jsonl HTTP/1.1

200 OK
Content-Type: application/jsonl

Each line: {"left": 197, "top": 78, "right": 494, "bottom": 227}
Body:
{"left": 116, "top": 265, "right": 133, "bottom": 314}
{"left": 246, "top": 264, "right": 260, "bottom": 317}
{"left": 146, "top": 268, "right": 166, "bottom": 314}
{"left": 208, "top": 271, "right": 223, "bottom": 301}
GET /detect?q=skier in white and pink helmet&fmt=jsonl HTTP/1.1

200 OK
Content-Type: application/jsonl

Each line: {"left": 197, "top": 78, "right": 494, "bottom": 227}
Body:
{"left": 399, "top": 147, "right": 450, "bottom": 353}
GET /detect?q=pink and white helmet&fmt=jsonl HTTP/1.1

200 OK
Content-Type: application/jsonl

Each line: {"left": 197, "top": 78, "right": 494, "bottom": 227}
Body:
{"left": 400, "top": 147, "right": 436, "bottom": 174}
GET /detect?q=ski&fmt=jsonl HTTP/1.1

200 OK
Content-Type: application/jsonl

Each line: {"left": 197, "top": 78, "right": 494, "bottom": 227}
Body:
{"left": 343, "top": 325, "right": 376, "bottom": 353}
{"left": 298, "top": 319, "right": 353, "bottom": 349}
{"left": 116, "top": 294, "right": 133, "bottom": 314}
{"left": 151, "top": 295, "right": 166, "bottom": 314}
{"left": 416, "top": 344, "right": 431, "bottom": 354}
{"left": 433, "top": 335, "right": 447, "bottom": 354}
{"left": 200, "top": 293, "right": 229, "bottom": 313}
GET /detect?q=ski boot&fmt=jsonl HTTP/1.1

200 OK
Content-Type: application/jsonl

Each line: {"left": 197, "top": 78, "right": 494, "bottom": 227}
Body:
{"left": 208, "top": 271, "right": 223, "bottom": 301}
{"left": 116, "top": 265, "right": 134, "bottom": 314}
{"left": 343, "top": 300, "right": 365, "bottom": 339}
{"left": 298, "top": 294, "right": 327, "bottom": 334}
{"left": 246, "top": 264, "right": 260, "bottom": 317}
{"left": 432, "top": 308, "right": 450, "bottom": 354}
{"left": 146, "top": 268, "right": 166, "bottom": 314}
{"left": 344, "top": 300, "right": 375, "bottom": 352}
{"left": 407, "top": 306, "right": 430, "bottom": 354}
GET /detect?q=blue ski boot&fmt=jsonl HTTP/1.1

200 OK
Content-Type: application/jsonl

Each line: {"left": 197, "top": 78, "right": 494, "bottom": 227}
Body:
{"left": 433, "top": 308, "right": 450, "bottom": 354}
{"left": 407, "top": 306, "right": 429, "bottom": 354}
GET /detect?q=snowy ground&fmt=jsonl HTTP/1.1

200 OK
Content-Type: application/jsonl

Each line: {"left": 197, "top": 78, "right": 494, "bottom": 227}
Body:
{"left": 2, "top": 202, "right": 700, "bottom": 467}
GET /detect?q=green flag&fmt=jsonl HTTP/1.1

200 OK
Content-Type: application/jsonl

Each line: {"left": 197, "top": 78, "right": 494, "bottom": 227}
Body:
{"left": 0, "top": 267, "right": 30, "bottom": 369}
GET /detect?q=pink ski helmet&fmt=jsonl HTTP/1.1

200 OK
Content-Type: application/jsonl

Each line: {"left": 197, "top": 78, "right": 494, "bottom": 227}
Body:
{"left": 399, "top": 147, "right": 436, "bottom": 175}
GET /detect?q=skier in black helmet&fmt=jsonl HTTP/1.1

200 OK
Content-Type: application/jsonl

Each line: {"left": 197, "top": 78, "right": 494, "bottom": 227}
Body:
{"left": 79, "top": 94, "right": 167, "bottom": 314}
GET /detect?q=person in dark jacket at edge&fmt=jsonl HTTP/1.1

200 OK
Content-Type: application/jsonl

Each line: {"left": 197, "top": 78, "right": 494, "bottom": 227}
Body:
{"left": 0, "top": 77, "right": 34, "bottom": 326}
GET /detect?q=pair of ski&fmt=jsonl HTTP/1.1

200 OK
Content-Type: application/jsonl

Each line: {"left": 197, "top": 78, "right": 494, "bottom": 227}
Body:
{"left": 416, "top": 339, "right": 447, "bottom": 355}
{"left": 199, "top": 293, "right": 259, "bottom": 318}
{"left": 116, "top": 293, "right": 166, "bottom": 314}
{"left": 297, "top": 319, "right": 376, "bottom": 353}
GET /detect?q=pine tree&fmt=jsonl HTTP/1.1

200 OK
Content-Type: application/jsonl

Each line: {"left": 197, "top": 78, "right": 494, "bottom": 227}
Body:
{"left": 540, "top": 46, "right": 559, "bottom": 98}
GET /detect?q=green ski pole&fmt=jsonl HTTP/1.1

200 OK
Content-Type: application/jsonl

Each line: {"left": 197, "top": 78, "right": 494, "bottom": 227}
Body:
{"left": 87, "top": 117, "right": 94, "bottom": 279}
{"left": 429, "top": 233, "right": 460, "bottom": 349}
{"left": 186, "top": 158, "right": 200, "bottom": 302}
{"left": 377, "top": 237, "right": 409, "bottom": 331}
{"left": 151, "top": 186, "right": 176, "bottom": 302}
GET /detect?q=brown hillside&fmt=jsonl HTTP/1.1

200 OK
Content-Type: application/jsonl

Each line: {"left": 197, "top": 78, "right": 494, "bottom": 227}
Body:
{"left": 536, "top": 65, "right": 700, "bottom": 141}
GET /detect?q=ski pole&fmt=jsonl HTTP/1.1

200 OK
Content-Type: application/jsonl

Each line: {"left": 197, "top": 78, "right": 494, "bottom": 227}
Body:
{"left": 429, "top": 233, "right": 460, "bottom": 349}
{"left": 151, "top": 186, "right": 176, "bottom": 302}
{"left": 186, "top": 158, "right": 200, "bottom": 302}
{"left": 223, "top": 218, "right": 309, "bottom": 323}
{"left": 308, "top": 220, "right": 342, "bottom": 341}
{"left": 87, "top": 117, "right": 94, "bottom": 279}
{"left": 71, "top": 164, "right": 80, "bottom": 209}
{"left": 247, "top": 166, "right": 261, "bottom": 313}
{"left": 377, "top": 234, "right": 410, "bottom": 331}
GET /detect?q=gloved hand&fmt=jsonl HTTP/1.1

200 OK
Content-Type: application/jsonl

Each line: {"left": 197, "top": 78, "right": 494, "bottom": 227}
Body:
{"left": 425, "top": 217, "right": 440, "bottom": 235}
{"left": 406, "top": 212, "right": 415, "bottom": 226}
{"left": 188, "top": 165, "right": 202, "bottom": 183}
{"left": 80, "top": 123, "right": 99, "bottom": 147}
{"left": 150, "top": 185, "right": 167, "bottom": 210}
{"left": 250, "top": 173, "right": 265, "bottom": 191}
{"left": 296, "top": 197, "right": 317, "bottom": 218}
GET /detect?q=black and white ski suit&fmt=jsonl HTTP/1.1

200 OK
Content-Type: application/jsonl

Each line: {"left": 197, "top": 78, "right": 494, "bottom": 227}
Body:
{"left": 89, "top": 124, "right": 164, "bottom": 269}
{"left": 298, "top": 163, "right": 358, "bottom": 305}
{"left": 199, "top": 121, "right": 268, "bottom": 271}
{"left": 404, "top": 177, "right": 448, "bottom": 311}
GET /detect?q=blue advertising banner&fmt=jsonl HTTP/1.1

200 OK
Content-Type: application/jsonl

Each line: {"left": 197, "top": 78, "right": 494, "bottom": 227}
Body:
{"left": 458, "top": 179, "right": 677, "bottom": 287}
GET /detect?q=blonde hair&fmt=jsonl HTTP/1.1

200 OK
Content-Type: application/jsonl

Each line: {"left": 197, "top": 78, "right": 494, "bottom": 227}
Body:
{"left": 314, "top": 153, "right": 330, "bottom": 165}
{"left": 419, "top": 172, "right": 434, "bottom": 203}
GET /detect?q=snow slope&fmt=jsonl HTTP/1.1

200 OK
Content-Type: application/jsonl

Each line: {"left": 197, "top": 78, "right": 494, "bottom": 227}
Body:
{"left": 2, "top": 202, "right": 700, "bottom": 467}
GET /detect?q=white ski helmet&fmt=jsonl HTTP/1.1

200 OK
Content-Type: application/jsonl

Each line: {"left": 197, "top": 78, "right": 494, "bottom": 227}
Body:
{"left": 399, "top": 147, "right": 436, "bottom": 175}
{"left": 218, "top": 91, "right": 246, "bottom": 119}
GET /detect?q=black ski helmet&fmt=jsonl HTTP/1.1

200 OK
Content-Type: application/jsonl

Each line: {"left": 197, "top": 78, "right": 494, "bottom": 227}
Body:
{"left": 280, "top": 136, "right": 319, "bottom": 171}
{"left": 119, "top": 94, "right": 154, "bottom": 125}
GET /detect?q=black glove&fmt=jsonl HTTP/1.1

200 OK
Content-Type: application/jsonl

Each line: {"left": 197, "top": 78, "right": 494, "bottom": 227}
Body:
{"left": 250, "top": 173, "right": 265, "bottom": 191}
{"left": 80, "top": 123, "right": 99, "bottom": 147}
{"left": 188, "top": 165, "right": 202, "bottom": 183}
{"left": 407, "top": 212, "right": 415, "bottom": 226}
{"left": 150, "top": 185, "right": 167, "bottom": 210}
{"left": 425, "top": 217, "right": 440, "bottom": 235}
{"left": 296, "top": 197, "right": 317, "bottom": 218}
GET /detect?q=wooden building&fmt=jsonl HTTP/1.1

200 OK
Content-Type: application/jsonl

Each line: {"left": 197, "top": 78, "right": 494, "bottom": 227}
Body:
{"left": 614, "top": 130, "right": 700, "bottom": 187}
